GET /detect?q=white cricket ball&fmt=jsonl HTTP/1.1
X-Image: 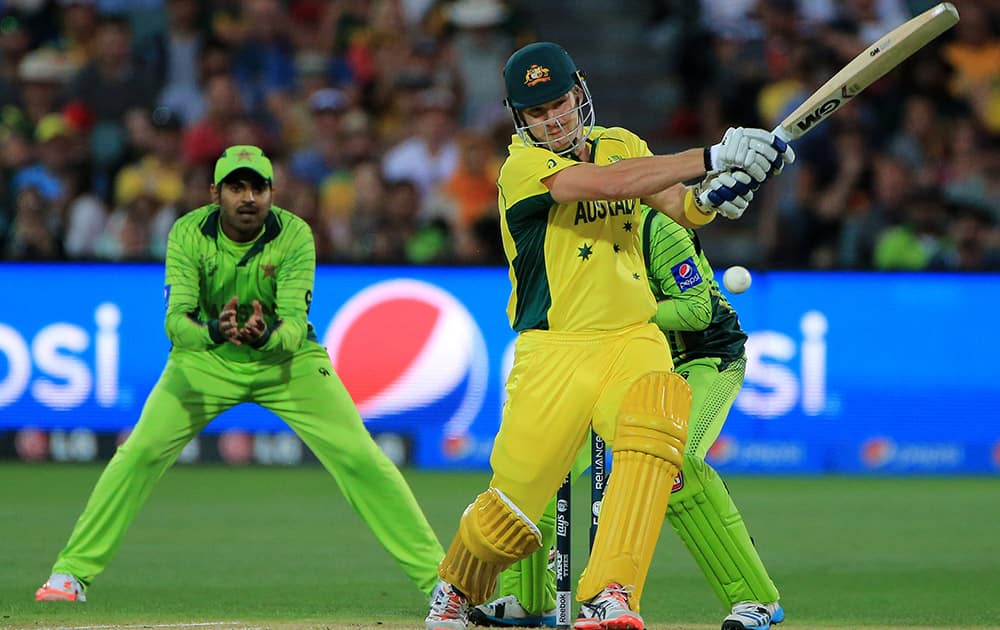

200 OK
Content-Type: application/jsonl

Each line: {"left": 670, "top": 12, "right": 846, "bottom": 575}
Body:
{"left": 723, "top": 265, "right": 752, "bottom": 293}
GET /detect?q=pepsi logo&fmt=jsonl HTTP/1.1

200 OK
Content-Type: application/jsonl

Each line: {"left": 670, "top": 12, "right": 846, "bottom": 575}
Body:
{"left": 671, "top": 471, "right": 684, "bottom": 493}
{"left": 677, "top": 263, "right": 693, "bottom": 278}
{"left": 861, "top": 437, "right": 895, "bottom": 468}
{"left": 324, "top": 280, "right": 488, "bottom": 457}
{"left": 706, "top": 435, "right": 736, "bottom": 465}
{"left": 219, "top": 430, "right": 253, "bottom": 465}
{"left": 14, "top": 428, "right": 48, "bottom": 461}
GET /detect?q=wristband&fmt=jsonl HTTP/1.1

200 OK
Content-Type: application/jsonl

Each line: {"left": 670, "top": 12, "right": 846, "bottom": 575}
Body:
{"left": 250, "top": 324, "right": 273, "bottom": 349}
{"left": 703, "top": 147, "right": 712, "bottom": 172}
{"left": 207, "top": 319, "right": 226, "bottom": 344}
{"left": 683, "top": 189, "right": 716, "bottom": 226}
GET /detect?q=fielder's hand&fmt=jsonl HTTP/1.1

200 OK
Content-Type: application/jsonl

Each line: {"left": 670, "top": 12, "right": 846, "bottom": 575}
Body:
{"left": 238, "top": 299, "right": 268, "bottom": 345}
{"left": 219, "top": 295, "right": 243, "bottom": 346}
{"left": 695, "top": 170, "right": 755, "bottom": 220}
{"left": 709, "top": 127, "right": 796, "bottom": 183}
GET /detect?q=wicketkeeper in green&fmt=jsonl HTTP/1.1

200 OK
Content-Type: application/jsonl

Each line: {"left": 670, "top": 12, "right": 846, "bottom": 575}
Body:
{"left": 36, "top": 145, "right": 445, "bottom": 603}
{"left": 472, "top": 205, "right": 784, "bottom": 630}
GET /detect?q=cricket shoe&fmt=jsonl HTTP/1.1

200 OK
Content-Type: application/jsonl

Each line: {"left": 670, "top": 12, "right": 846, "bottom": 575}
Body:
{"left": 470, "top": 594, "right": 557, "bottom": 627}
{"left": 427, "top": 580, "right": 470, "bottom": 630}
{"left": 721, "top": 601, "right": 784, "bottom": 630}
{"left": 35, "top": 573, "right": 86, "bottom": 602}
{"left": 573, "top": 583, "right": 642, "bottom": 630}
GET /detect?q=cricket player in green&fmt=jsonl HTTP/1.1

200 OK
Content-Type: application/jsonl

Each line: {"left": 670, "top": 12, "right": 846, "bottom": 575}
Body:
{"left": 472, "top": 205, "right": 785, "bottom": 630}
{"left": 640, "top": 206, "right": 784, "bottom": 630}
{"left": 35, "top": 145, "right": 445, "bottom": 603}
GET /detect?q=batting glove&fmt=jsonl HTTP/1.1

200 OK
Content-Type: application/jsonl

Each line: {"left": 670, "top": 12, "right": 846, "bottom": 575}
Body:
{"left": 708, "top": 127, "right": 796, "bottom": 184}
{"left": 695, "top": 170, "right": 755, "bottom": 220}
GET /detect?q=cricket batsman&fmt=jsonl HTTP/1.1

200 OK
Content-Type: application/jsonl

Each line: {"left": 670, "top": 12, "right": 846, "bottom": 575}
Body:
{"left": 426, "top": 41, "right": 793, "bottom": 630}
{"left": 473, "top": 206, "right": 785, "bottom": 630}
{"left": 35, "top": 145, "right": 445, "bottom": 602}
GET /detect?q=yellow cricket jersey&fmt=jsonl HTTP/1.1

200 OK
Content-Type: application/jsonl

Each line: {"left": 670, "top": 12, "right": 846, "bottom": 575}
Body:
{"left": 497, "top": 126, "right": 657, "bottom": 332}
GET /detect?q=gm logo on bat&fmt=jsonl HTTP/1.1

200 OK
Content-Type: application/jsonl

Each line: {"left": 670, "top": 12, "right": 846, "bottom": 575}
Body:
{"left": 795, "top": 98, "right": 842, "bottom": 134}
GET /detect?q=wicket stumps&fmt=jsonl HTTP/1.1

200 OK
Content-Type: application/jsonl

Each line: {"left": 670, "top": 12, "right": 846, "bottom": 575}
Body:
{"left": 555, "top": 430, "right": 609, "bottom": 628}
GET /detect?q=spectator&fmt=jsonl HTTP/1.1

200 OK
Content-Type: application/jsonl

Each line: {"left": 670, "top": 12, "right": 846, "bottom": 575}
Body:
{"left": 370, "top": 178, "right": 420, "bottom": 263}
{"left": 382, "top": 87, "right": 458, "bottom": 200}
{"left": 231, "top": 0, "right": 296, "bottom": 118}
{"left": 889, "top": 93, "right": 945, "bottom": 176}
{"left": 463, "top": 213, "right": 505, "bottom": 265}
{"left": 942, "top": 2, "right": 1000, "bottom": 133}
{"left": 68, "top": 14, "right": 158, "bottom": 184}
{"left": 0, "top": 126, "right": 35, "bottom": 242}
{"left": 115, "top": 107, "right": 185, "bottom": 207}
{"left": 16, "top": 48, "right": 73, "bottom": 128}
{"left": 13, "top": 113, "right": 75, "bottom": 210}
{"left": 94, "top": 185, "right": 160, "bottom": 261}
{"left": 445, "top": 0, "right": 511, "bottom": 129}
{"left": 182, "top": 72, "right": 242, "bottom": 168}
{"left": 6, "top": 186, "right": 61, "bottom": 259}
{"left": 54, "top": 0, "right": 100, "bottom": 72}
{"left": 327, "top": 158, "right": 384, "bottom": 259}
{"left": 0, "top": 2, "right": 994, "bottom": 271}
{"left": 874, "top": 189, "right": 951, "bottom": 270}
{"left": 144, "top": 0, "right": 207, "bottom": 126}
{"left": 112, "top": 107, "right": 186, "bottom": 257}
{"left": 930, "top": 203, "right": 1000, "bottom": 271}
{"left": 283, "top": 171, "right": 335, "bottom": 261}
{"left": 0, "top": 13, "right": 33, "bottom": 104}
{"left": 289, "top": 87, "right": 348, "bottom": 185}
{"left": 68, "top": 14, "right": 157, "bottom": 124}
{"left": 940, "top": 113, "right": 997, "bottom": 210}
{"left": 62, "top": 169, "right": 107, "bottom": 259}
{"left": 422, "top": 128, "right": 499, "bottom": 257}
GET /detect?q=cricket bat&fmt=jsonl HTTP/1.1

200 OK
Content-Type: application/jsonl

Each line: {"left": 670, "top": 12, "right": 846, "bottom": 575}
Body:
{"left": 773, "top": 2, "right": 960, "bottom": 142}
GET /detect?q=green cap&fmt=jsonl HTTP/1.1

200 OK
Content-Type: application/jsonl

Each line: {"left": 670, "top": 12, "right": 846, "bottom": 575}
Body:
{"left": 503, "top": 42, "right": 578, "bottom": 110}
{"left": 213, "top": 145, "right": 274, "bottom": 186}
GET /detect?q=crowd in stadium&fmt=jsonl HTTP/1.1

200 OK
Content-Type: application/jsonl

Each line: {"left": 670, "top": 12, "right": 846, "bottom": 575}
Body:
{"left": 0, "top": 0, "right": 997, "bottom": 269}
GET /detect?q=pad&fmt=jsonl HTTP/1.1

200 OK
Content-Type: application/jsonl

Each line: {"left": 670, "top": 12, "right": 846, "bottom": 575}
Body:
{"left": 496, "top": 437, "right": 593, "bottom": 613}
{"left": 498, "top": 496, "right": 557, "bottom": 614}
{"left": 576, "top": 371, "right": 690, "bottom": 610}
{"left": 667, "top": 455, "right": 780, "bottom": 605}
{"left": 439, "top": 487, "right": 543, "bottom": 605}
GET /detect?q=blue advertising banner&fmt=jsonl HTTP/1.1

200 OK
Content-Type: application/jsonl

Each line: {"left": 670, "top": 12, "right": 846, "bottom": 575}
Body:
{"left": 1, "top": 264, "right": 998, "bottom": 474}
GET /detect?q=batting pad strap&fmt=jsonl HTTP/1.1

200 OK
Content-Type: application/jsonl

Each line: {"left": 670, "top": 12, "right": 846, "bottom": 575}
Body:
{"left": 667, "top": 456, "right": 780, "bottom": 606}
{"left": 576, "top": 450, "right": 678, "bottom": 611}
{"left": 683, "top": 189, "right": 716, "bottom": 226}
{"left": 614, "top": 371, "right": 691, "bottom": 469}
{"left": 439, "top": 488, "right": 543, "bottom": 605}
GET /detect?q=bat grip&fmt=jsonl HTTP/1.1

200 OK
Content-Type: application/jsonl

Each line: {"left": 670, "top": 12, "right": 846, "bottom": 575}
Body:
{"left": 773, "top": 125, "right": 793, "bottom": 143}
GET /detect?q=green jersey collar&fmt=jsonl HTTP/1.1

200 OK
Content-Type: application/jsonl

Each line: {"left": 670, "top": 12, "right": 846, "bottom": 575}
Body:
{"left": 199, "top": 206, "right": 283, "bottom": 266}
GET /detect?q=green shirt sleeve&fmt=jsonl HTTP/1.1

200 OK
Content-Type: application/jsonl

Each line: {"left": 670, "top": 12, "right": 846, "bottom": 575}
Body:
{"left": 254, "top": 218, "right": 315, "bottom": 353}
{"left": 163, "top": 219, "right": 224, "bottom": 350}
{"left": 642, "top": 207, "right": 712, "bottom": 332}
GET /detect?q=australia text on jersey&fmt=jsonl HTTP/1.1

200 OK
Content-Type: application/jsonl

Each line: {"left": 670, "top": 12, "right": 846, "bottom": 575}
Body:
{"left": 573, "top": 198, "right": 636, "bottom": 225}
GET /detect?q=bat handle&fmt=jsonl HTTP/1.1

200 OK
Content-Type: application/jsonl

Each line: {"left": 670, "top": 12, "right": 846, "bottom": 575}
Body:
{"left": 773, "top": 125, "right": 793, "bottom": 143}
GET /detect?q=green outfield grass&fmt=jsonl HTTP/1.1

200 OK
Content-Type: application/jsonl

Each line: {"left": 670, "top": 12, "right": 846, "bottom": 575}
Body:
{"left": 1, "top": 463, "right": 998, "bottom": 629}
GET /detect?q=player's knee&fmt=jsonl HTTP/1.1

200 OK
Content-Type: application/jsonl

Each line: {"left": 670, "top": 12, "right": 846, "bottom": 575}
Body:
{"left": 459, "top": 487, "right": 543, "bottom": 565}
{"left": 614, "top": 371, "right": 692, "bottom": 468}
{"left": 114, "top": 438, "right": 163, "bottom": 468}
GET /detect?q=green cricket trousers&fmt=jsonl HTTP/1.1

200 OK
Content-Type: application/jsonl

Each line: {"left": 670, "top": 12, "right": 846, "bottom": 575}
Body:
{"left": 51, "top": 342, "right": 444, "bottom": 594}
